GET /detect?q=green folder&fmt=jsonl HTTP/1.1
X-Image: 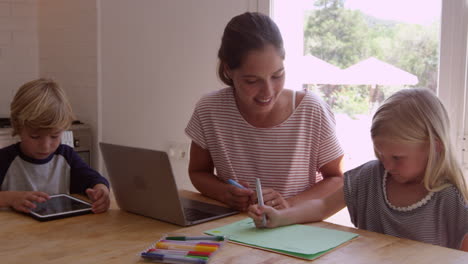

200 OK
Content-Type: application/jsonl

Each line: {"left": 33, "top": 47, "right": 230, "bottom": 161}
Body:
{"left": 205, "top": 218, "right": 358, "bottom": 260}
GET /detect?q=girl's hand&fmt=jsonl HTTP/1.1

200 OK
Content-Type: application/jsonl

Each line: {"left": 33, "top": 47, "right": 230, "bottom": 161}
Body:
{"left": 8, "top": 191, "right": 50, "bottom": 213}
{"left": 222, "top": 180, "right": 253, "bottom": 212}
{"left": 247, "top": 204, "right": 287, "bottom": 228}
{"left": 253, "top": 187, "right": 289, "bottom": 210}
{"left": 86, "top": 184, "right": 110, "bottom": 213}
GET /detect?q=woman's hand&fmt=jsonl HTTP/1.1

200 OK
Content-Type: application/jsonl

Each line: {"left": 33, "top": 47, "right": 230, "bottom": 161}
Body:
{"left": 253, "top": 187, "right": 289, "bottom": 210}
{"left": 222, "top": 180, "right": 253, "bottom": 212}
{"left": 7, "top": 191, "right": 50, "bottom": 213}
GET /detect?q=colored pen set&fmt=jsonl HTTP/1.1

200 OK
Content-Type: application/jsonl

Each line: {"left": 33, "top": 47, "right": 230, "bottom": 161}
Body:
{"left": 140, "top": 234, "right": 226, "bottom": 264}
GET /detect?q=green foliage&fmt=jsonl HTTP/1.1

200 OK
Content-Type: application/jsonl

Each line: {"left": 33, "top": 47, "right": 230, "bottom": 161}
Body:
{"left": 308, "top": 84, "right": 369, "bottom": 117}
{"left": 304, "top": 1, "right": 369, "bottom": 68}
{"left": 303, "top": 0, "right": 440, "bottom": 114}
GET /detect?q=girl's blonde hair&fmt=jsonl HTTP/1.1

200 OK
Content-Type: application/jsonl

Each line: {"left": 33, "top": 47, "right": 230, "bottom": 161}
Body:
{"left": 371, "top": 88, "right": 468, "bottom": 201}
{"left": 10, "top": 78, "right": 75, "bottom": 136}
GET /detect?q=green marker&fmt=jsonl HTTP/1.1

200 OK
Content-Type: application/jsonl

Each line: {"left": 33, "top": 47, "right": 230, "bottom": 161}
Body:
{"left": 165, "top": 236, "right": 225, "bottom": 241}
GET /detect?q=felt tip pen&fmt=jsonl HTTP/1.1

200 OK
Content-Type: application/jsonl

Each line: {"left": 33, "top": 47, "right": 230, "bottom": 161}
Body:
{"left": 256, "top": 178, "right": 267, "bottom": 227}
{"left": 156, "top": 241, "right": 219, "bottom": 252}
{"left": 147, "top": 248, "right": 212, "bottom": 257}
{"left": 227, "top": 179, "right": 247, "bottom": 189}
{"left": 141, "top": 252, "right": 207, "bottom": 264}
{"left": 159, "top": 240, "right": 221, "bottom": 247}
{"left": 165, "top": 235, "right": 225, "bottom": 241}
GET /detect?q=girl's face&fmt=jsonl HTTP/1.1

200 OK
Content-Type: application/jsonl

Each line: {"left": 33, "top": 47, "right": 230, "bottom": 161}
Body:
{"left": 19, "top": 127, "right": 63, "bottom": 160}
{"left": 373, "top": 137, "right": 429, "bottom": 184}
{"left": 227, "top": 44, "right": 285, "bottom": 115}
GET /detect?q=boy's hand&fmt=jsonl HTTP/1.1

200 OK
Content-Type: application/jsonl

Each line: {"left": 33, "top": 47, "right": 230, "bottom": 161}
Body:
{"left": 7, "top": 191, "right": 50, "bottom": 213}
{"left": 86, "top": 184, "right": 110, "bottom": 213}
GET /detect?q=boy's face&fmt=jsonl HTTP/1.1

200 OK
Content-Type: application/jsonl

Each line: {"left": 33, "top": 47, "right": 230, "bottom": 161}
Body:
{"left": 373, "top": 137, "right": 429, "bottom": 184}
{"left": 19, "top": 127, "right": 63, "bottom": 160}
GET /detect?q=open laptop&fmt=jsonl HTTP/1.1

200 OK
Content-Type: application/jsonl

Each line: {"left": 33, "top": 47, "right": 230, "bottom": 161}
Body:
{"left": 99, "top": 142, "right": 238, "bottom": 226}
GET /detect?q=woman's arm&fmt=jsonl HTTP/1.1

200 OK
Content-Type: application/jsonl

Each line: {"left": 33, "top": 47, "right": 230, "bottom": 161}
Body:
{"left": 286, "top": 155, "right": 344, "bottom": 207}
{"left": 188, "top": 141, "right": 253, "bottom": 211}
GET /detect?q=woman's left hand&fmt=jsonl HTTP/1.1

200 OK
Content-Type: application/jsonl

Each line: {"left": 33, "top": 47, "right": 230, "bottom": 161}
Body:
{"left": 254, "top": 187, "right": 289, "bottom": 210}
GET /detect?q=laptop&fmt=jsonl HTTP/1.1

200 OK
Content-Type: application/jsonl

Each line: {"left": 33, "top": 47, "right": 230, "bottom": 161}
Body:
{"left": 99, "top": 142, "right": 238, "bottom": 226}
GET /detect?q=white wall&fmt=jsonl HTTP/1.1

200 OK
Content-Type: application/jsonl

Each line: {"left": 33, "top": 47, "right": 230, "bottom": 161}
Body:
{"left": 38, "top": 0, "right": 99, "bottom": 167}
{"left": 99, "top": 0, "right": 261, "bottom": 190}
{"left": 0, "top": 0, "right": 39, "bottom": 116}
{"left": 0, "top": 0, "right": 265, "bottom": 190}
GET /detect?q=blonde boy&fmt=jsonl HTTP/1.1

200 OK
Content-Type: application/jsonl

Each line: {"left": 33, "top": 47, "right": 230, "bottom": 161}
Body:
{"left": 0, "top": 78, "right": 110, "bottom": 213}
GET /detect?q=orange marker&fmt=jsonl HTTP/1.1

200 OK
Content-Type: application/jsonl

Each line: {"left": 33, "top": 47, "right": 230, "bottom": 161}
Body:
{"left": 156, "top": 241, "right": 218, "bottom": 252}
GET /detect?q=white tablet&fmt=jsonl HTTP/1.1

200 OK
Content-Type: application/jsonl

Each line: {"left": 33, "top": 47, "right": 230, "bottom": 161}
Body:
{"left": 29, "top": 194, "right": 92, "bottom": 221}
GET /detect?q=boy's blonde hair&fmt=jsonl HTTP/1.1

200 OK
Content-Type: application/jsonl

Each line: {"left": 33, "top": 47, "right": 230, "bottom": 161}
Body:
{"left": 10, "top": 78, "right": 75, "bottom": 136}
{"left": 371, "top": 88, "right": 468, "bottom": 201}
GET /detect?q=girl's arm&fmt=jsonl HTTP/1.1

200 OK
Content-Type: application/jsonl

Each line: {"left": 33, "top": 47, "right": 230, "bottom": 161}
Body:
{"left": 286, "top": 155, "right": 344, "bottom": 207}
{"left": 461, "top": 234, "right": 468, "bottom": 252}
{"left": 249, "top": 185, "right": 346, "bottom": 228}
{"left": 188, "top": 141, "right": 253, "bottom": 211}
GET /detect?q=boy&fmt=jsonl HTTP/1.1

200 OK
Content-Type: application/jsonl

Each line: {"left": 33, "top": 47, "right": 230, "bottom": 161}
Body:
{"left": 0, "top": 78, "right": 110, "bottom": 213}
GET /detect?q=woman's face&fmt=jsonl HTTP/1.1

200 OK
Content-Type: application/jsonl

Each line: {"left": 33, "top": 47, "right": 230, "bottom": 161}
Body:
{"left": 227, "top": 44, "right": 285, "bottom": 115}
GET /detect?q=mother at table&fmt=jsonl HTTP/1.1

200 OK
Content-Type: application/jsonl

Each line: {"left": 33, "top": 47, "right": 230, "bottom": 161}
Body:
{"left": 185, "top": 12, "right": 344, "bottom": 211}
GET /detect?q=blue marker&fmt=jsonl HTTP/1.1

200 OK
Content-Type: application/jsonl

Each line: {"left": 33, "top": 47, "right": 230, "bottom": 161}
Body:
{"left": 227, "top": 179, "right": 247, "bottom": 189}
{"left": 141, "top": 252, "right": 207, "bottom": 264}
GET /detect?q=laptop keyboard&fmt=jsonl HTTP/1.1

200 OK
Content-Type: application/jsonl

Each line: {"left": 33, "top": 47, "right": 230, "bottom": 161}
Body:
{"left": 183, "top": 207, "right": 216, "bottom": 221}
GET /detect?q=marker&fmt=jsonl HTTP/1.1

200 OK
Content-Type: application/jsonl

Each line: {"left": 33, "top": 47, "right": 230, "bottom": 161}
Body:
{"left": 141, "top": 252, "right": 207, "bottom": 264}
{"left": 147, "top": 248, "right": 212, "bottom": 257}
{"left": 256, "top": 177, "right": 267, "bottom": 227}
{"left": 165, "top": 235, "right": 225, "bottom": 241}
{"left": 227, "top": 179, "right": 247, "bottom": 189}
{"left": 156, "top": 241, "right": 219, "bottom": 252}
{"left": 159, "top": 240, "right": 221, "bottom": 247}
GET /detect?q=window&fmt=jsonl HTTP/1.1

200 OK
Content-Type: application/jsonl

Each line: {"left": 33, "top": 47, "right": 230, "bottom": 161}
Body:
{"left": 264, "top": 0, "right": 468, "bottom": 226}
{"left": 271, "top": 0, "right": 444, "bottom": 170}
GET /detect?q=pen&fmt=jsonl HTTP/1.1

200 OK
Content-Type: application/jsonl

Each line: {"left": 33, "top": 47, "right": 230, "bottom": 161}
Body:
{"left": 147, "top": 248, "right": 212, "bottom": 257}
{"left": 141, "top": 252, "right": 207, "bottom": 264}
{"left": 256, "top": 178, "right": 267, "bottom": 227}
{"left": 159, "top": 240, "right": 221, "bottom": 247}
{"left": 227, "top": 179, "right": 247, "bottom": 189}
{"left": 165, "top": 235, "right": 225, "bottom": 241}
{"left": 156, "top": 241, "right": 219, "bottom": 252}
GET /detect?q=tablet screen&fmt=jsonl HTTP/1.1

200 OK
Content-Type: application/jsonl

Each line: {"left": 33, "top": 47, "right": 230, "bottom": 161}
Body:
{"left": 31, "top": 194, "right": 92, "bottom": 218}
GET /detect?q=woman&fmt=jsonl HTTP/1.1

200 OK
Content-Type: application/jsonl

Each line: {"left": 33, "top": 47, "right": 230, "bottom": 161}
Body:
{"left": 185, "top": 12, "right": 344, "bottom": 211}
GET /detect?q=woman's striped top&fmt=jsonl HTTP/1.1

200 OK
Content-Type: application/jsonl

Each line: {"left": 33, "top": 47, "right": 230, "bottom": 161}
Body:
{"left": 185, "top": 87, "right": 343, "bottom": 198}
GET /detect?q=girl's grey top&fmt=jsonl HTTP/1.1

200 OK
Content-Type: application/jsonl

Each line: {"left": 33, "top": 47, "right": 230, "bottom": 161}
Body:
{"left": 344, "top": 160, "right": 468, "bottom": 249}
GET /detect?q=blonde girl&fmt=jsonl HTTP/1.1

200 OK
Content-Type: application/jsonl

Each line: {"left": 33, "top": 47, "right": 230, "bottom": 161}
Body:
{"left": 249, "top": 88, "right": 468, "bottom": 251}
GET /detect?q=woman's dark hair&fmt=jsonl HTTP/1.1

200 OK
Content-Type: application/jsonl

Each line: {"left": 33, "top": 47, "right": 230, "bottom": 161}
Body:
{"left": 217, "top": 12, "right": 285, "bottom": 86}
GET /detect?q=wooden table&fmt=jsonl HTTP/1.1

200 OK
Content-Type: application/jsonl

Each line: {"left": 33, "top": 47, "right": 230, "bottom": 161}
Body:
{"left": 0, "top": 191, "right": 466, "bottom": 263}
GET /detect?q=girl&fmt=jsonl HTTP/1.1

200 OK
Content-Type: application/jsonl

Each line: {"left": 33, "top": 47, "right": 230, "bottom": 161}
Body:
{"left": 249, "top": 88, "right": 468, "bottom": 251}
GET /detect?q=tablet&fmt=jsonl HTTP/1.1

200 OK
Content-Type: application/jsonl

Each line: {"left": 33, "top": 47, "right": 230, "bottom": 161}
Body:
{"left": 29, "top": 194, "right": 93, "bottom": 221}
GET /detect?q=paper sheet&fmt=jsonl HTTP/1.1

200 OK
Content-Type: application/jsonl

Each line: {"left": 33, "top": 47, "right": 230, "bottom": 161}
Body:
{"left": 205, "top": 218, "right": 358, "bottom": 260}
